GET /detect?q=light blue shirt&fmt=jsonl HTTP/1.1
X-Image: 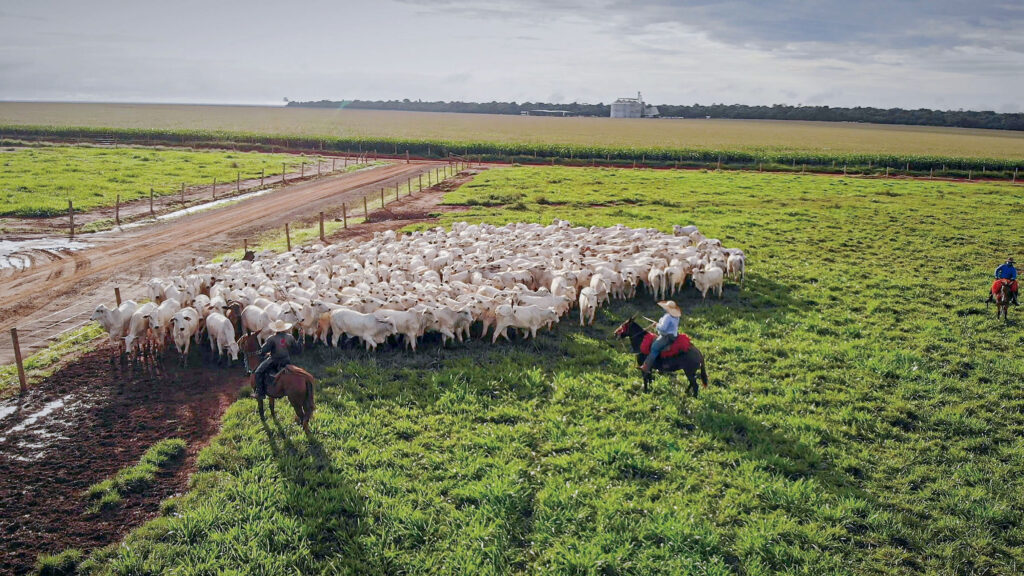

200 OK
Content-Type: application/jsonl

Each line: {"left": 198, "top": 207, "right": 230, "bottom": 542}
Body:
{"left": 656, "top": 313, "right": 679, "bottom": 337}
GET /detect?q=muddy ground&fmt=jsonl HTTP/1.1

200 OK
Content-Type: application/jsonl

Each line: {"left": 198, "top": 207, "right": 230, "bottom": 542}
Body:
{"left": 0, "top": 168, "right": 476, "bottom": 574}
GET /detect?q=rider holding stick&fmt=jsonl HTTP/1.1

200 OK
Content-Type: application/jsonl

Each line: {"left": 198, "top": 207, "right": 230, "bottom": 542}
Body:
{"left": 639, "top": 300, "right": 682, "bottom": 374}
{"left": 253, "top": 320, "right": 303, "bottom": 399}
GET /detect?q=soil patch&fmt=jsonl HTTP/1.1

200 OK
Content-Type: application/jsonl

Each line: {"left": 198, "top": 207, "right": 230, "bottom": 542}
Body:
{"left": 0, "top": 344, "right": 246, "bottom": 575}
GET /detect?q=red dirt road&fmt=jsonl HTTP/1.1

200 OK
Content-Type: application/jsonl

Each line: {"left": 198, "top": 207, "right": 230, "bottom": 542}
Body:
{"left": 0, "top": 161, "right": 443, "bottom": 365}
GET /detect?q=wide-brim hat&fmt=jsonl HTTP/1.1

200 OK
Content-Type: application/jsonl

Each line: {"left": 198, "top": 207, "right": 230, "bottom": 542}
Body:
{"left": 657, "top": 300, "right": 682, "bottom": 318}
{"left": 269, "top": 320, "right": 293, "bottom": 332}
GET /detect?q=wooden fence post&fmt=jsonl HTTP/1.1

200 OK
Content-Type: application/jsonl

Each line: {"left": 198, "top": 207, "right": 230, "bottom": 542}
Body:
{"left": 381, "top": 188, "right": 385, "bottom": 207}
{"left": 181, "top": 182, "right": 185, "bottom": 203}
{"left": 261, "top": 169, "right": 265, "bottom": 187}
{"left": 150, "top": 188, "right": 155, "bottom": 215}
{"left": 285, "top": 223, "right": 291, "bottom": 252}
{"left": 301, "top": 162, "right": 305, "bottom": 178}
{"left": 244, "top": 238, "right": 248, "bottom": 252}
{"left": 114, "top": 287, "right": 122, "bottom": 306}
{"left": 282, "top": 162, "right": 287, "bottom": 184}
{"left": 11, "top": 328, "right": 27, "bottom": 394}
{"left": 212, "top": 178, "right": 216, "bottom": 199}
{"left": 317, "top": 162, "right": 321, "bottom": 177}
{"left": 332, "top": 158, "right": 336, "bottom": 171}
{"left": 406, "top": 150, "right": 410, "bottom": 164}
{"left": 68, "top": 200, "right": 74, "bottom": 239}
{"left": 342, "top": 203, "right": 347, "bottom": 229}
{"left": 319, "top": 212, "right": 325, "bottom": 242}
{"left": 419, "top": 174, "right": 422, "bottom": 192}
{"left": 1012, "top": 168, "right": 1018, "bottom": 183}
{"left": 115, "top": 195, "right": 121, "bottom": 226}
{"left": 363, "top": 196, "right": 368, "bottom": 217}
{"left": 396, "top": 186, "right": 399, "bottom": 201}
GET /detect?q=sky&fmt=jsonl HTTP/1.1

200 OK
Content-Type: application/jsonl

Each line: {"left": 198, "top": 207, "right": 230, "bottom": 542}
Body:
{"left": 2, "top": 0, "right": 1022, "bottom": 112}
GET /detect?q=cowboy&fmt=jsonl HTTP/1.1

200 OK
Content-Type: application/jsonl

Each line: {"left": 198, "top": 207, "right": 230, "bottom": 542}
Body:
{"left": 988, "top": 257, "right": 1018, "bottom": 306}
{"left": 639, "top": 300, "right": 681, "bottom": 374}
{"left": 253, "top": 320, "right": 303, "bottom": 399}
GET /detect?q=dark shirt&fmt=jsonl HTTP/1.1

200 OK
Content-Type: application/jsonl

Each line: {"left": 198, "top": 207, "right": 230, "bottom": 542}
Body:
{"left": 258, "top": 332, "right": 302, "bottom": 363}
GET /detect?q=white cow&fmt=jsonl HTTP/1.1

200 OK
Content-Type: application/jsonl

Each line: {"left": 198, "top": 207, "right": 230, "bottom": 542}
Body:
{"left": 206, "top": 312, "right": 239, "bottom": 362}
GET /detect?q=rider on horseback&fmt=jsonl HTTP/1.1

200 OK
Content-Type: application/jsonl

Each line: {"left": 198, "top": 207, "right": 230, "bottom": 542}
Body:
{"left": 253, "top": 320, "right": 303, "bottom": 399}
{"left": 988, "top": 257, "right": 1018, "bottom": 306}
{"left": 639, "top": 300, "right": 682, "bottom": 374}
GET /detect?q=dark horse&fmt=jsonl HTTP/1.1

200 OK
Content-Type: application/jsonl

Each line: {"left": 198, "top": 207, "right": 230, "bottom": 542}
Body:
{"left": 614, "top": 316, "right": 708, "bottom": 395}
{"left": 238, "top": 333, "right": 316, "bottom": 432}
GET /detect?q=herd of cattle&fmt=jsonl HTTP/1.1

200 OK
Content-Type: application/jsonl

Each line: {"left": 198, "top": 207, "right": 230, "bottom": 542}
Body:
{"left": 89, "top": 221, "right": 745, "bottom": 363}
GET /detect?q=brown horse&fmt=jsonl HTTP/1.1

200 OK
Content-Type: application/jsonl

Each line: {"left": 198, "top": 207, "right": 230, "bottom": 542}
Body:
{"left": 993, "top": 279, "right": 1013, "bottom": 321}
{"left": 238, "top": 333, "right": 316, "bottom": 432}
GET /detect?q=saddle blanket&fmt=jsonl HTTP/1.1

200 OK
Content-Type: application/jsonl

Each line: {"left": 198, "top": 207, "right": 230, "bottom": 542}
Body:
{"left": 992, "top": 279, "right": 1018, "bottom": 294}
{"left": 640, "top": 333, "right": 692, "bottom": 358}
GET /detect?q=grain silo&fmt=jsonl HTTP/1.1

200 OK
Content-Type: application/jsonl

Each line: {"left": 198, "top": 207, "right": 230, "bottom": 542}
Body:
{"left": 610, "top": 92, "right": 659, "bottom": 118}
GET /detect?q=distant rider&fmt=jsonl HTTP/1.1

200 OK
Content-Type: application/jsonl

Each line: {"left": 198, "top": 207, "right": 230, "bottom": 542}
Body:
{"left": 253, "top": 320, "right": 303, "bottom": 398}
{"left": 639, "top": 300, "right": 681, "bottom": 374}
{"left": 988, "top": 256, "right": 1018, "bottom": 306}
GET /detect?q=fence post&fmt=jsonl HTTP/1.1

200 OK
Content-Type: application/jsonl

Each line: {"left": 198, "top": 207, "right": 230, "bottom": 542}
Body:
{"left": 332, "top": 158, "right": 336, "bottom": 171}
{"left": 406, "top": 150, "right": 410, "bottom": 164}
{"left": 319, "top": 212, "right": 325, "bottom": 242}
{"left": 11, "top": 328, "right": 27, "bottom": 394}
{"left": 363, "top": 196, "right": 368, "bottom": 217}
{"left": 419, "top": 174, "right": 422, "bottom": 192}
{"left": 396, "top": 186, "right": 399, "bottom": 201}
{"left": 68, "top": 200, "right": 74, "bottom": 239}
{"left": 1013, "top": 168, "right": 1018, "bottom": 184}
{"left": 885, "top": 167, "right": 889, "bottom": 178}
{"left": 115, "top": 195, "right": 121, "bottom": 226}
{"left": 318, "top": 162, "right": 321, "bottom": 177}
{"left": 212, "top": 178, "right": 216, "bottom": 199}
{"left": 150, "top": 188, "right": 155, "bottom": 215}
{"left": 282, "top": 162, "right": 286, "bottom": 184}
{"left": 181, "top": 182, "right": 185, "bottom": 203}
{"left": 285, "top": 223, "right": 291, "bottom": 252}
{"left": 381, "top": 188, "right": 385, "bottom": 207}
{"left": 408, "top": 178, "right": 412, "bottom": 196}
{"left": 244, "top": 238, "right": 248, "bottom": 252}
{"left": 114, "top": 286, "right": 122, "bottom": 306}
{"left": 344, "top": 156, "right": 348, "bottom": 168}
{"left": 342, "top": 203, "right": 347, "bottom": 228}
{"left": 261, "top": 169, "right": 265, "bottom": 187}
{"left": 968, "top": 169, "right": 972, "bottom": 180}
{"left": 301, "top": 162, "right": 305, "bottom": 178}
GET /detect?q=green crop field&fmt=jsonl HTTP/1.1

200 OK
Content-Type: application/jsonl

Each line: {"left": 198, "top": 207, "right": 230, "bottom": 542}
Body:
{"left": 60, "top": 167, "right": 1024, "bottom": 575}
{"left": 3, "top": 102, "right": 1024, "bottom": 161}
{"left": 0, "top": 145, "right": 330, "bottom": 217}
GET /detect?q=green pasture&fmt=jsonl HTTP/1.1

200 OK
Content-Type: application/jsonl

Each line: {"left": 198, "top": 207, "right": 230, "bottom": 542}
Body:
{"left": 71, "top": 167, "right": 1024, "bottom": 575}
{"left": 0, "top": 145, "right": 327, "bottom": 217}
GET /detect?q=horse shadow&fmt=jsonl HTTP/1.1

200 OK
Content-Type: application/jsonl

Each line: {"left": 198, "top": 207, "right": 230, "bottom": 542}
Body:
{"left": 260, "top": 415, "right": 369, "bottom": 571}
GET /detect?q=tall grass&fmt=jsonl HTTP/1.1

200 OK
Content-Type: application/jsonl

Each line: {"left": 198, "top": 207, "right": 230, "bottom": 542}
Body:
{"left": 71, "top": 168, "right": 1024, "bottom": 575}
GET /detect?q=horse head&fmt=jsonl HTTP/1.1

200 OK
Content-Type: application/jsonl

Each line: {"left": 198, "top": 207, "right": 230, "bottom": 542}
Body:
{"left": 613, "top": 315, "right": 637, "bottom": 338}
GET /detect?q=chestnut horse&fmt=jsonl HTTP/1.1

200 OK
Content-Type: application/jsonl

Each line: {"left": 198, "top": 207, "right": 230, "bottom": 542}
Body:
{"left": 614, "top": 316, "right": 708, "bottom": 395}
{"left": 993, "top": 279, "right": 1013, "bottom": 321}
{"left": 238, "top": 333, "right": 315, "bottom": 432}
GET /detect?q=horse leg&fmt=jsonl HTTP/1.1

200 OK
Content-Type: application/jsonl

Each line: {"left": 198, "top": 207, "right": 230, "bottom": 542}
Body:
{"left": 257, "top": 396, "right": 266, "bottom": 419}
{"left": 269, "top": 396, "right": 276, "bottom": 418}
{"left": 287, "top": 391, "right": 304, "bottom": 426}
{"left": 685, "top": 369, "right": 699, "bottom": 397}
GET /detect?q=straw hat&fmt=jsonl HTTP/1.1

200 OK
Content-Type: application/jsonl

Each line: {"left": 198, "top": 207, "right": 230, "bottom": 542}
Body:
{"left": 269, "top": 320, "right": 293, "bottom": 333}
{"left": 657, "top": 300, "right": 682, "bottom": 318}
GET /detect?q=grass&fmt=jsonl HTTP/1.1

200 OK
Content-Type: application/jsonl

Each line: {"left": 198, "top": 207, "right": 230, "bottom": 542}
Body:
{"left": 0, "top": 323, "right": 105, "bottom": 398}
{"left": 60, "top": 167, "right": 1024, "bottom": 574}
{"left": 84, "top": 438, "right": 187, "bottom": 513}
{"left": 0, "top": 144, "right": 332, "bottom": 217}
{"left": 3, "top": 103, "right": 1024, "bottom": 160}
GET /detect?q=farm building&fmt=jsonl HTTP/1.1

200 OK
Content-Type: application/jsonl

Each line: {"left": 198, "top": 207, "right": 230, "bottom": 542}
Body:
{"left": 610, "top": 92, "right": 660, "bottom": 118}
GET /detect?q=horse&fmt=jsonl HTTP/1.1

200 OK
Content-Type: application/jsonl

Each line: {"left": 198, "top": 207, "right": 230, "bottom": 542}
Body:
{"left": 238, "top": 333, "right": 316, "bottom": 432}
{"left": 993, "top": 279, "right": 1013, "bottom": 321}
{"left": 614, "top": 316, "right": 708, "bottom": 395}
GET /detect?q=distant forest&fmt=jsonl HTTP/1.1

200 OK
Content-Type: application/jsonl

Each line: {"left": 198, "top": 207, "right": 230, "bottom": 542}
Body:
{"left": 287, "top": 99, "right": 1024, "bottom": 131}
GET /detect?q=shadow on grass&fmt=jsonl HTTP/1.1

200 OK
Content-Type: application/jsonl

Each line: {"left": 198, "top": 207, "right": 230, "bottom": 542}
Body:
{"left": 261, "top": 415, "right": 369, "bottom": 571}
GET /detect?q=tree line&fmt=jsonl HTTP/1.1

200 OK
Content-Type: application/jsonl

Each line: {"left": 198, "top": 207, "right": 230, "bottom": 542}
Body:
{"left": 286, "top": 99, "right": 1024, "bottom": 131}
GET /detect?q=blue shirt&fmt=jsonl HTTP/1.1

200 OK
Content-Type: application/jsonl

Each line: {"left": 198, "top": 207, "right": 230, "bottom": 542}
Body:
{"left": 995, "top": 263, "right": 1017, "bottom": 280}
{"left": 656, "top": 314, "right": 679, "bottom": 337}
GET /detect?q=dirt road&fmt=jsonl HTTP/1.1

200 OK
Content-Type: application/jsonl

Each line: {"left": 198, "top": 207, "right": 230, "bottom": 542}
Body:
{"left": 0, "top": 161, "right": 443, "bottom": 364}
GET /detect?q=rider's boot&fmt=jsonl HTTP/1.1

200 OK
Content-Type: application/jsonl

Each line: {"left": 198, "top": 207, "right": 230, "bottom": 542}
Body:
{"left": 255, "top": 374, "right": 267, "bottom": 399}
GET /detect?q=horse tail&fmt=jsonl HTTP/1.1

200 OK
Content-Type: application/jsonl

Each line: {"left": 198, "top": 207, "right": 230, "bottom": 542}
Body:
{"left": 700, "top": 355, "right": 709, "bottom": 388}
{"left": 303, "top": 374, "right": 315, "bottom": 422}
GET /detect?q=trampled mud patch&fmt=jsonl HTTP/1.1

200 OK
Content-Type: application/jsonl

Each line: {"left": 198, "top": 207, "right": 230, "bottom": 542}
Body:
{"left": 0, "top": 344, "right": 246, "bottom": 575}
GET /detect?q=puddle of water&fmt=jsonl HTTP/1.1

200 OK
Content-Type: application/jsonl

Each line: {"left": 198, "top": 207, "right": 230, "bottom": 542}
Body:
{"left": 0, "top": 238, "right": 92, "bottom": 270}
{"left": 0, "top": 404, "right": 17, "bottom": 422}
{"left": 6, "top": 395, "right": 69, "bottom": 434}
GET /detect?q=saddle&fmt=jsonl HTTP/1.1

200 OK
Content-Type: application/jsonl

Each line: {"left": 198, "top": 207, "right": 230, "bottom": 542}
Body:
{"left": 270, "top": 365, "right": 295, "bottom": 379}
{"left": 640, "top": 333, "right": 692, "bottom": 358}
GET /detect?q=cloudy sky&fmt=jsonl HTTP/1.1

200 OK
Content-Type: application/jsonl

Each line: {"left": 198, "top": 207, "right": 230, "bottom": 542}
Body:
{"left": 2, "top": 0, "right": 1022, "bottom": 111}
